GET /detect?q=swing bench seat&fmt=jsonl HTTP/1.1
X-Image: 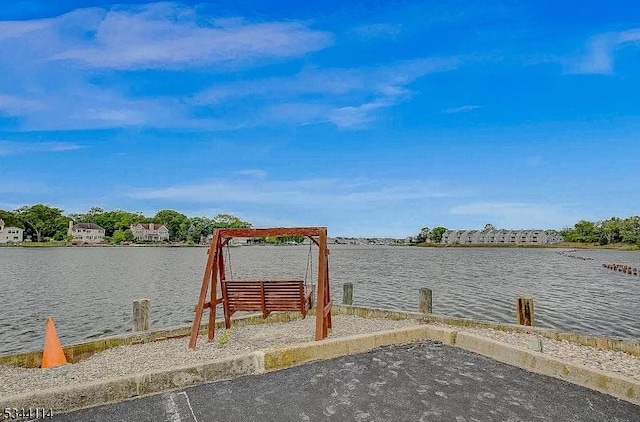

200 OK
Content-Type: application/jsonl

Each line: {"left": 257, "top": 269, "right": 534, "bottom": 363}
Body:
{"left": 221, "top": 279, "right": 313, "bottom": 328}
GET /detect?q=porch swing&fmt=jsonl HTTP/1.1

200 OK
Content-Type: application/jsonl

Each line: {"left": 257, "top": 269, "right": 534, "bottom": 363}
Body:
{"left": 189, "top": 227, "right": 332, "bottom": 349}
{"left": 221, "top": 238, "right": 315, "bottom": 322}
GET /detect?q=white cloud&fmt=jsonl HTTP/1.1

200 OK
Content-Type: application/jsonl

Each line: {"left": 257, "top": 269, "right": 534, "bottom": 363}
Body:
{"left": 450, "top": 201, "right": 571, "bottom": 229}
{"left": 0, "top": 19, "right": 52, "bottom": 41}
{"left": 328, "top": 99, "right": 392, "bottom": 128}
{"left": 0, "top": 3, "right": 460, "bottom": 131}
{"left": 194, "top": 57, "right": 461, "bottom": 128}
{"left": 128, "top": 176, "right": 461, "bottom": 208}
{"left": 0, "top": 141, "right": 84, "bottom": 156}
{"left": 233, "top": 169, "right": 268, "bottom": 179}
{"left": 443, "top": 105, "right": 480, "bottom": 114}
{"left": 0, "top": 3, "right": 333, "bottom": 131}
{"left": 0, "top": 95, "right": 45, "bottom": 116}
{"left": 2, "top": 3, "right": 331, "bottom": 70}
{"left": 570, "top": 28, "right": 640, "bottom": 74}
{"left": 194, "top": 58, "right": 458, "bottom": 104}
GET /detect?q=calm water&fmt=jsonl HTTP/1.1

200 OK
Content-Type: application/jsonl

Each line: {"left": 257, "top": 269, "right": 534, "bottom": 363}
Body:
{"left": 0, "top": 245, "right": 639, "bottom": 354}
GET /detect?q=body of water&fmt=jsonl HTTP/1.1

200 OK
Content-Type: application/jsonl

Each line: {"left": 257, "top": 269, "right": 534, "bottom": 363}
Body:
{"left": 1, "top": 245, "right": 639, "bottom": 354}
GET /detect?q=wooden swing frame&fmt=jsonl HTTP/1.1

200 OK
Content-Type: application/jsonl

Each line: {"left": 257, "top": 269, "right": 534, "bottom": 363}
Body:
{"left": 189, "top": 227, "right": 332, "bottom": 349}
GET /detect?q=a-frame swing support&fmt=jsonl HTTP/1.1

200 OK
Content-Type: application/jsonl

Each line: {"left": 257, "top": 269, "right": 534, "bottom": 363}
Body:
{"left": 189, "top": 227, "right": 332, "bottom": 349}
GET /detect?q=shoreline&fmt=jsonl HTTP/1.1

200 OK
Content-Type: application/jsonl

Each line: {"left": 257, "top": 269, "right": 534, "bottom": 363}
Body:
{"left": 4, "top": 239, "right": 638, "bottom": 251}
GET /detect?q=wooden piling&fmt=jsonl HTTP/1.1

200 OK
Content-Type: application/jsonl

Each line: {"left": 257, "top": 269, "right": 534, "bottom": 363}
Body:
{"left": 343, "top": 282, "right": 353, "bottom": 305}
{"left": 133, "top": 299, "right": 150, "bottom": 332}
{"left": 516, "top": 297, "right": 534, "bottom": 326}
{"left": 419, "top": 288, "right": 433, "bottom": 314}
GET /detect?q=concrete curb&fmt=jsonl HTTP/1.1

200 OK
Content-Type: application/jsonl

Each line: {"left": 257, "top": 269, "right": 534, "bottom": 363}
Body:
{"left": 335, "top": 304, "right": 640, "bottom": 357}
{"left": 455, "top": 332, "right": 640, "bottom": 406}
{"left": 264, "top": 325, "right": 433, "bottom": 370}
{"left": 0, "top": 352, "right": 264, "bottom": 420}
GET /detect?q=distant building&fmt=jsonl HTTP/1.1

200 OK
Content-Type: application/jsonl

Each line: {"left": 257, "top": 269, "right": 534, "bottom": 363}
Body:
{"left": 440, "top": 229, "right": 563, "bottom": 245}
{"left": 130, "top": 222, "right": 170, "bottom": 241}
{"left": 68, "top": 221, "right": 105, "bottom": 244}
{"left": 0, "top": 219, "right": 24, "bottom": 243}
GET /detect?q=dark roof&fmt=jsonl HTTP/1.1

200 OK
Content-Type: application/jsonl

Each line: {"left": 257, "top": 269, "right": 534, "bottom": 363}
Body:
{"left": 72, "top": 223, "right": 104, "bottom": 230}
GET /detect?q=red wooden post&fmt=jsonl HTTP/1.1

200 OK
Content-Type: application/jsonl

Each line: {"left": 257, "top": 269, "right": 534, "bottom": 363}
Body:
{"left": 325, "top": 253, "right": 332, "bottom": 330}
{"left": 208, "top": 233, "right": 221, "bottom": 341}
{"left": 516, "top": 297, "right": 535, "bottom": 326}
{"left": 315, "top": 229, "right": 326, "bottom": 340}
{"left": 189, "top": 232, "right": 217, "bottom": 349}
{"left": 218, "top": 244, "right": 231, "bottom": 328}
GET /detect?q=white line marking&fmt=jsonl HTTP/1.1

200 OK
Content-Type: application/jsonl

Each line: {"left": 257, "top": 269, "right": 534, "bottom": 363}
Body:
{"left": 164, "top": 392, "right": 183, "bottom": 422}
{"left": 179, "top": 391, "right": 199, "bottom": 422}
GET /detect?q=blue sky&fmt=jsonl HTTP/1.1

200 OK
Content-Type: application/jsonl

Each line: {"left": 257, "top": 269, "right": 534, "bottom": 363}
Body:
{"left": 0, "top": 1, "right": 639, "bottom": 237}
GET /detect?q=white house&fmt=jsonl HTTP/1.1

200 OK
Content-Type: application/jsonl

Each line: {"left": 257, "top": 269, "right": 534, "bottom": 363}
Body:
{"left": 0, "top": 219, "right": 24, "bottom": 243}
{"left": 68, "top": 221, "right": 105, "bottom": 244}
{"left": 130, "top": 222, "right": 170, "bottom": 241}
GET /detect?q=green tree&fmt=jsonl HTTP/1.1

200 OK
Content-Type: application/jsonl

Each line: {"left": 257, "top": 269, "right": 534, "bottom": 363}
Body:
{"left": 600, "top": 217, "right": 622, "bottom": 245}
{"left": 574, "top": 220, "right": 600, "bottom": 243}
{"left": 112, "top": 229, "right": 134, "bottom": 244}
{"left": 415, "top": 227, "right": 430, "bottom": 243}
{"left": 0, "top": 209, "right": 23, "bottom": 228}
{"left": 620, "top": 216, "right": 640, "bottom": 244}
{"left": 187, "top": 216, "right": 214, "bottom": 243}
{"left": 483, "top": 223, "right": 496, "bottom": 231}
{"left": 15, "top": 204, "right": 68, "bottom": 242}
{"left": 429, "top": 227, "right": 447, "bottom": 243}
{"left": 86, "top": 207, "right": 104, "bottom": 223}
{"left": 154, "top": 209, "right": 190, "bottom": 241}
{"left": 91, "top": 210, "right": 145, "bottom": 236}
{"left": 212, "top": 214, "right": 251, "bottom": 228}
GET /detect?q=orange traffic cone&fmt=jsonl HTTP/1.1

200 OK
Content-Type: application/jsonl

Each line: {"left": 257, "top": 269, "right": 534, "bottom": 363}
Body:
{"left": 41, "top": 316, "right": 67, "bottom": 368}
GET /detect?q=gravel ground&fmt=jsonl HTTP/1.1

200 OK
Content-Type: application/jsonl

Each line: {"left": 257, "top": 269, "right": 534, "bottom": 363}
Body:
{"left": 1, "top": 316, "right": 639, "bottom": 398}
{"left": 0, "top": 316, "right": 417, "bottom": 397}
{"left": 433, "top": 323, "right": 640, "bottom": 382}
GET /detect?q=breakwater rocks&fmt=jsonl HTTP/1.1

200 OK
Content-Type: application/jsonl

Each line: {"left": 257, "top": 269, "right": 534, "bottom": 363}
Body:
{"left": 555, "top": 250, "right": 594, "bottom": 261}
{"left": 603, "top": 263, "right": 639, "bottom": 276}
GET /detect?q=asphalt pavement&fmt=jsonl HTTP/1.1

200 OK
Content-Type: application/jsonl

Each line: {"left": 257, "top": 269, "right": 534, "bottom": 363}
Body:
{"left": 51, "top": 340, "right": 640, "bottom": 422}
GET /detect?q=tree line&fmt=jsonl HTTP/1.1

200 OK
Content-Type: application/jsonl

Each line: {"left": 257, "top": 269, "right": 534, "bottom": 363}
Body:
{"left": 559, "top": 216, "right": 640, "bottom": 245}
{"left": 0, "top": 204, "right": 251, "bottom": 244}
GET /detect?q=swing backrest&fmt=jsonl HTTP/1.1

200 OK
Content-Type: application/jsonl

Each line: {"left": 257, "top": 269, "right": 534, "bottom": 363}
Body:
{"left": 222, "top": 279, "right": 312, "bottom": 317}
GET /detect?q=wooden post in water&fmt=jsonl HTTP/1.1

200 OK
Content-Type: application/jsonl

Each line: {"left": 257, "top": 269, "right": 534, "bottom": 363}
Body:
{"left": 343, "top": 282, "right": 353, "bottom": 305}
{"left": 419, "top": 288, "right": 433, "bottom": 314}
{"left": 516, "top": 297, "right": 534, "bottom": 326}
{"left": 133, "top": 299, "right": 150, "bottom": 331}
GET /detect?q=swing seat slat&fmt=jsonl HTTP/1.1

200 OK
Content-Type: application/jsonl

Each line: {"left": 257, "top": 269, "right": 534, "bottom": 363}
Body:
{"left": 222, "top": 279, "right": 313, "bottom": 325}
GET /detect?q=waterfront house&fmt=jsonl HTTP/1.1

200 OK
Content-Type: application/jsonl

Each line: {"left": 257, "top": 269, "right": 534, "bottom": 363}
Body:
{"left": 440, "top": 229, "right": 563, "bottom": 245}
{"left": 0, "top": 219, "right": 24, "bottom": 243}
{"left": 68, "top": 221, "right": 105, "bottom": 244}
{"left": 130, "top": 222, "right": 170, "bottom": 241}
